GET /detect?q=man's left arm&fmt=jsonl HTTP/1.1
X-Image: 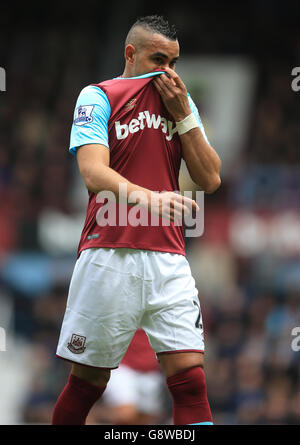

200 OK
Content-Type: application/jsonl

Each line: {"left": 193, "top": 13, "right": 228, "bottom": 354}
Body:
{"left": 153, "top": 67, "right": 221, "bottom": 193}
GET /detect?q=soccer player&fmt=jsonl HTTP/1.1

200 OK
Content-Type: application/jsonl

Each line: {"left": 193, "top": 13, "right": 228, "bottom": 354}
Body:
{"left": 52, "top": 15, "right": 221, "bottom": 426}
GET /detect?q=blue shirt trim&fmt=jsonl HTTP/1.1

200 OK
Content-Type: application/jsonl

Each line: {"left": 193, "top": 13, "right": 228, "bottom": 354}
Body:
{"left": 115, "top": 71, "right": 166, "bottom": 80}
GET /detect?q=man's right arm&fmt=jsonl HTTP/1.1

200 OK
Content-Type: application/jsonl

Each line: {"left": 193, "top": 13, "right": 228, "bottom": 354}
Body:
{"left": 76, "top": 143, "right": 147, "bottom": 198}
{"left": 76, "top": 143, "right": 198, "bottom": 222}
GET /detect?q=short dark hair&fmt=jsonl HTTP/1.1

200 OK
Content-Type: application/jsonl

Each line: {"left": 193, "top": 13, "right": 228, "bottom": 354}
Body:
{"left": 125, "top": 15, "right": 177, "bottom": 46}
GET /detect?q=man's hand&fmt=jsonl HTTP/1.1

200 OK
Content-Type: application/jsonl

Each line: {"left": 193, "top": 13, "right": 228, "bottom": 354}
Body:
{"left": 152, "top": 67, "right": 191, "bottom": 121}
{"left": 139, "top": 190, "right": 199, "bottom": 223}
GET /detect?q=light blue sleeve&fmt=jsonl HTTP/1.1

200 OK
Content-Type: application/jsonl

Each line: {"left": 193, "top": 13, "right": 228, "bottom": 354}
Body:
{"left": 187, "top": 93, "right": 210, "bottom": 144}
{"left": 69, "top": 85, "right": 111, "bottom": 156}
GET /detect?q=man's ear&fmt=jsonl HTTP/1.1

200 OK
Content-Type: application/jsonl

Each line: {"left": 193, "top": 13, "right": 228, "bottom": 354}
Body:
{"left": 124, "top": 44, "right": 136, "bottom": 64}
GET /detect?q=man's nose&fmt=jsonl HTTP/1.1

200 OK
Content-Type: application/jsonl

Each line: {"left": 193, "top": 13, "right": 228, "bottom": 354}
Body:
{"left": 159, "top": 63, "right": 169, "bottom": 71}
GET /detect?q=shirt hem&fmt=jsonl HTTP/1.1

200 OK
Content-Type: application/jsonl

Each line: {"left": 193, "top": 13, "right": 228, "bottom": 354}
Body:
{"left": 78, "top": 242, "right": 186, "bottom": 258}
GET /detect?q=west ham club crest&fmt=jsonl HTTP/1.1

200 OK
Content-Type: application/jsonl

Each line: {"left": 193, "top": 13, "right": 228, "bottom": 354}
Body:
{"left": 67, "top": 334, "right": 87, "bottom": 354}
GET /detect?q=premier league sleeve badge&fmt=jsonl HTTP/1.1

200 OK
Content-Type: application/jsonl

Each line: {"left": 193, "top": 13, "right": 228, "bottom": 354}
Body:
{"left": 74, "top": 105, "right": 94, "bottom": 126}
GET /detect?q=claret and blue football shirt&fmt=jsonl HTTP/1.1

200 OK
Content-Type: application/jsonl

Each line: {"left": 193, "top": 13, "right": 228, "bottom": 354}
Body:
{"left": 69, "top": 71, "right": 209, "bottom": 257}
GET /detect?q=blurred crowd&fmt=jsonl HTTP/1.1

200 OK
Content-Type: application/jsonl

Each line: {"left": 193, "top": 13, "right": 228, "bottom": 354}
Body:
{"left": 0, "top": 2, "right": 300, "bottom": 425}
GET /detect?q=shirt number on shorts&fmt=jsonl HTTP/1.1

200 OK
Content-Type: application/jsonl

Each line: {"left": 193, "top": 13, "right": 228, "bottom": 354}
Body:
{"left": 193, "top": 301, "right": 203, "bottom": 329}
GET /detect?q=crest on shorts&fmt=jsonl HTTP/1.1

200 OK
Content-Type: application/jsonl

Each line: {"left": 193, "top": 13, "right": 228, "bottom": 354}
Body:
{"left": 67, "top": 334, "right": 86, "bottom": 354}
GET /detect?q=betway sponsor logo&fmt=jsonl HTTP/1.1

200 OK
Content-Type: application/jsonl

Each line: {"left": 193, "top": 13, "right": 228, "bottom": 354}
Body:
{"left": 115, "top": 111, "right": 178, "bottom": 141}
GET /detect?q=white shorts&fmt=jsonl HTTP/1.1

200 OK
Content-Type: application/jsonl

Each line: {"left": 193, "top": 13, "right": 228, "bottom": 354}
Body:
{"left": 56, "top": 247, "right": 204, "bottom": 368}
{"left": 103, "top": 365, "right": 164, "bottom": 415}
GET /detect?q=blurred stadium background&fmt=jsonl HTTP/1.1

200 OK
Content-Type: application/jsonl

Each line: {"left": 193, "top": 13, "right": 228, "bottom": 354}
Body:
{"left": 0, "top": 0, "right": 300, "bottom": 425}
